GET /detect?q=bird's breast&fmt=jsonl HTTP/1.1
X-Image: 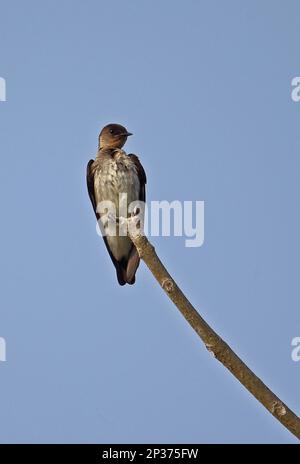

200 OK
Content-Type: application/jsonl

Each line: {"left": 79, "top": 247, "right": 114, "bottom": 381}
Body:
{"left": 94, "top": 153, "right": 140, "bottom": 215}
{"left": 93, "top": 153, "right": 141, "bottom": 261}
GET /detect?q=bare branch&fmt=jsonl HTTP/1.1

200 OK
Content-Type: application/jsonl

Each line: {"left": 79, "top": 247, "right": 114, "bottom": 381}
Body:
{"left": 130, "top": 232, "right": 300, "bottom": 440}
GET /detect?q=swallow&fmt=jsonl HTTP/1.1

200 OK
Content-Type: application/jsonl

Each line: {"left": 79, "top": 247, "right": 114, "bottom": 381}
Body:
{"left": 87, "top": 123, "right": 147, "bottom": 285}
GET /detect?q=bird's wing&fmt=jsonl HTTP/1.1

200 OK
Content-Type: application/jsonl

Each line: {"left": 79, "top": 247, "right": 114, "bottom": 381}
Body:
{"left": 86, "top": 159, "right": 99, "bottom": 218}
{"left": 86, "top": 159, "right": 126, "bottom": 285}
{"left": 128, "top": 153, "right": 147, "bottom": 202}
{"left": 125, "top": 154, "right": 147, "bottom": 284}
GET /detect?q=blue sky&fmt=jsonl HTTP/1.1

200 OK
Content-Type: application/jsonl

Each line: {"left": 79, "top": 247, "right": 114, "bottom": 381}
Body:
{"left": 0, "top": 0, "right": 300, "bottom": 444}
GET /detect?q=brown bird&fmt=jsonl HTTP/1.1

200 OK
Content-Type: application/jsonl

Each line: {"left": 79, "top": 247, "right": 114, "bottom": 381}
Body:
{"left": 87, "top": 123, "right": 146, "bottom": 285}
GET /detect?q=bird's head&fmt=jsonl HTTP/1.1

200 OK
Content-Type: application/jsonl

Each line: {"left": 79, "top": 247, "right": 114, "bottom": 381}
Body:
{"left": 99, "top": 123, "right": 132, "bottom": 150}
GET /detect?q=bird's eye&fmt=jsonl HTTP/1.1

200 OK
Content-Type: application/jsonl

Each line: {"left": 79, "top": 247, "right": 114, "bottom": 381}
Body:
{"left": 109, "top": 129, "right": 114, "bottom": 134}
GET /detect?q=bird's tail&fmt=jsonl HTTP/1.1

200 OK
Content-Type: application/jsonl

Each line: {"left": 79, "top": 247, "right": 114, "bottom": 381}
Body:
{"left": 117, "top": 247, "right": 140, "bottom": 286}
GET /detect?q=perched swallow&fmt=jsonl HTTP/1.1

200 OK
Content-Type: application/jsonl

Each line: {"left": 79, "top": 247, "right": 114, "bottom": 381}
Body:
{"left": 87, "top": 123, "right": 146, "bottom": 285}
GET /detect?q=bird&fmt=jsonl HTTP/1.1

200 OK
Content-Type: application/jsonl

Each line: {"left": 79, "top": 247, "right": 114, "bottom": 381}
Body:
{"left": 86, "top": 123, "right": 147, "bottom": 285}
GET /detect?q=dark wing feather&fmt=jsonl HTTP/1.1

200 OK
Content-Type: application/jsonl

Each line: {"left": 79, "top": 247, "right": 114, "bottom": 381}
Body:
{"left": 128, "top": 154, "right": 147, "bottom": 202}
{"left": 86, "top": 160, "right": 99, "bottom": 218}
{"left": 86, "top": 159, "right": 126, "bottom": 285}
{"left": 125, "top": 154, "right": 147, "bottom": 284}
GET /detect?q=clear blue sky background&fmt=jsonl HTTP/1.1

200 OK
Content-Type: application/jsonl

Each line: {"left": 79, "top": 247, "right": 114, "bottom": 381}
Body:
{"left": 0, "top": 0, "right": 299, "bottom": 444}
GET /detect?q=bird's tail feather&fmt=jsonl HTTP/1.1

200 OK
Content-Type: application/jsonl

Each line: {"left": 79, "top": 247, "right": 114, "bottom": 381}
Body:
{"left": 116, "top": 248, "right": 140, "bottom": 286}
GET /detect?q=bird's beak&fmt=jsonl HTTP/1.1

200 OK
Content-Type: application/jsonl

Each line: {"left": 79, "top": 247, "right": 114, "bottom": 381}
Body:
{"left": 123, "top": 132, "right": 133, "bottom": 137}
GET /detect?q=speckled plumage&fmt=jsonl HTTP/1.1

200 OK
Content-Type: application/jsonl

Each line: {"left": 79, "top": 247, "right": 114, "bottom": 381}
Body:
{"left": 93, "top": 149, "right": 141, "bottom": 261}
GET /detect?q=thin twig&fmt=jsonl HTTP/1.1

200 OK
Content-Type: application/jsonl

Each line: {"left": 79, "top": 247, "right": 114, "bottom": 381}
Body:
{"left": 130, "top": 232, "right": 300, "bottom": 440}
